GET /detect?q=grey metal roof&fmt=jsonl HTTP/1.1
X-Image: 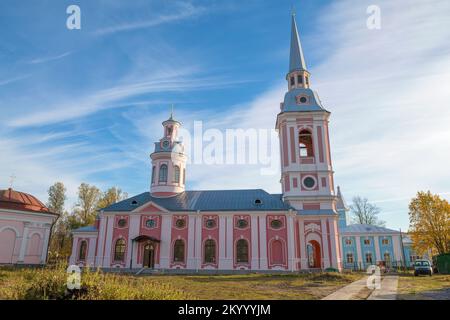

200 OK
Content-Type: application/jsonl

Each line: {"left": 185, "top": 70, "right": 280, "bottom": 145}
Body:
{"left": 282, "top": 88, "right": 328, "bottom": 113}
{"left": 72, "top": 226, "right": 98, "bottom": 233}
{"left": 336, "top": 186, "right": 349, "bottom": 210}
{"left": 341, "top": 224, "right": 399, "bottom": 234}
{"left": 103, "top": 189, "right": 294, "bottom": 212}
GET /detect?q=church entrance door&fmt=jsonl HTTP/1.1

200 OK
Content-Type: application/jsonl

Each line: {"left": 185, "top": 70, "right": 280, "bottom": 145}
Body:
{"left": 143, "top": 242, "right": 155, "bottom": 269}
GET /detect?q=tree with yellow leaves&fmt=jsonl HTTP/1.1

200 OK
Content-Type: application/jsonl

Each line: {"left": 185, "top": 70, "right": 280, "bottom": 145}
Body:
{"left": 408, "top": 191, "right": 450, "bottom": 255}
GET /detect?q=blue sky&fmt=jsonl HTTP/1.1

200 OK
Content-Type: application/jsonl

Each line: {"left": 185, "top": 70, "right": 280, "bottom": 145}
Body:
{"left": 1, "top": 0, "right": 449, "bottom": 231}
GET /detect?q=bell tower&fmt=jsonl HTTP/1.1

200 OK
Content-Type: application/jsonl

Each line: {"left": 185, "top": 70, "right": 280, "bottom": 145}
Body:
{"left": 276, "top": 12, "right": 341, "bottom": 270}
{"left": 150, "top": 110, "right": 187, "bottom": 197}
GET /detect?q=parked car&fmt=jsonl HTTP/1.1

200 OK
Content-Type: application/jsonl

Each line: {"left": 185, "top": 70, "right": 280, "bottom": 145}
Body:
{"left": 414, "top": 259, "right": 433, "bottom": 276}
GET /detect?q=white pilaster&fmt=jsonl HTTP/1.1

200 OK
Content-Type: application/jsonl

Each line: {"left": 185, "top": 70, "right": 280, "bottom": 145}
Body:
{"left": 195, "top": 213, "right": 202, "bottom": 270}
{"left": 320, "top": 219, "right": 330, "bottom": 268}
{"left": 126, "top": 214, "right": 140, "bottom": 268}
{"left": 69, "top": 236, "right": 78, "bottom": 265}
{"left": 392, "top": 235, "right": 402, "bottom": 263}
{"left": 160, "top": 214, "right": 172, "bottom": 268}
{"left": 18, "top": 224, "right": 30, "bottom": 262}
{"left": 103, "top": 216, "right": 114, "bottom": 266}
{"left": 218, "top": 215, "right": 227, "bottom": 269}
{"left": 299, "top": 219, "right": 307, "bottom": 269}
{"left": 96, "top": 217, "right": 106, "bottom": 266}
{"left": 225, "top": 215, "right": 233, "bottom": 269}
{"left": 287, "top": 214, "right": 296, "bottom": 271}
{"left": 187, "top": 214, "right": 196, "bottom": 269}
{"left": 355, "top": 236, "right": 363, "bottom": 266}
{"left": 259, "top": 215, "right": 268, "bottom": 269}
{"left": 40, "top": 225, "right": 51, "bottom": 264}
{"left": 374, "top": 236, "right": 381, "bottom": 262}
{"left": 251, "top": 215, "right": 259, "bottom": 270}
{"left": 88, "top": 237, "right": 96, "bottom": 267}
{"left": 328, "top": 219, "right": 339, "bottom": 269}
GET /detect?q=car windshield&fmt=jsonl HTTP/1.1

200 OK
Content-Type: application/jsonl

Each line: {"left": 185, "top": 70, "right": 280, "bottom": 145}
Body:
{"left": 415, "top": 261, "right": 430, "bottom": 266}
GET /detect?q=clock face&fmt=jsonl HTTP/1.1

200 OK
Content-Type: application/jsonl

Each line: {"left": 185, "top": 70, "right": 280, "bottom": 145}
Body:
{"left": 162, "top": 140, "right": 170, "bottom": 149}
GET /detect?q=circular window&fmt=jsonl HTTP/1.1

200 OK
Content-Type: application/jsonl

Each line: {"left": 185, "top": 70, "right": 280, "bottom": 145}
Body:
{"left": 236, "top": 219, "right": 248, "bottom": 229}
{"left": 118, "top": 219, "right": 127, "bottom": 228}
{"left": 205, "top": 219, "right": 216, "bottom": 229}
{"left": 303, "top": 177, "right": 316, "bottom": 189}
{"left": 299, "top": 96, "right": 307, "bottom": 103}
{"left": 175, "top": 219, "right": 186, "bottom": 228}
{"left": 271, "top": 219, "right": 282, "bottom": 229}
{"left": 146, "top": 219, "right": 156, "bottom": 228}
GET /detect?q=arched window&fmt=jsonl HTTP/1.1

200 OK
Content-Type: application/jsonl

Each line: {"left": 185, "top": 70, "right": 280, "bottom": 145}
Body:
{"left": 159, "top": 164, "right": 168, "bottom": 182}
{"left": 114, "top": 239, "right": 126, "bottom": 261}
{"left": 204, "top": 239, "right": 216, "bottom": 264}
{"left": 78, "top": 240, "right": 87, "bottom": 261}
{"left": 151, "top": 166, "right": 155, "bottom": 184}
{"left": 299, "top": 130, "right": 313, "bottom": 157}
{"left": 236, "top": 239, "right": 249, "bottom": 263}
{"left": 365, "top": 252, "right": 373, "bottom": 264}
{"left": 173, "top": 239, "right": 185, "bottom": 263}
{"left": 174, "top": 165, "right": 180, "bottom": 183}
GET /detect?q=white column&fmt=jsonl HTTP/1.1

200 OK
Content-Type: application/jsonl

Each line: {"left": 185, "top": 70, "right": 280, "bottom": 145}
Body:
{"left": 95, "top": 217, "right": 106, "bottom": 266}
{"left": 218, "top": 216, "right": 226, "bottom": 269}
{"left": 320, "top": 219, "right": 330, "bottom": 268}
{"left": 374, "top": 236, "right": 381, "bottom": 262}
{"left": 299, "top": 219, "right": 307, "bottom": 269}
{"left": 103, "top": 216, "right": 114, "bottom": 266}
{"left": 251, "top": 215, "right": 259, "bottom": 270}
{"left": 187, "top": 214, "right": 196, "bottom": 269}
{"left": 126, "top": 214, "right": 140, "bottom": 268}
{"left": 259, "top": 215, "right": 268, "bottom": 269}
{"left": 40, "top": 224, "right": 51, "bottom": 264}
{"left": 18, "top": 224, "right": 30, "bottom": 262}
{"left": 287, "top": 214, "right": 296, "bottom": 271}
{"left": 195, "top": 213, "right": 202, "bottom": 270}
{"left": 392, "top": 235, "right": 402, "bottom": 263}
{"left": 328, "top": 219, "right": 339, "bottom": 269}
{"left": 159, "top": 215, "right": 172, "bottom": 269}
{"left": 225, "top": 215, "right": 233, "bottom": 269}
{"left": 88, "top": 237, "right": 96, "bottom": 267}
{"left": 355, "top": 236, "right": 363, "bottom": 267}
{"left": 69, "top": 236, "right": 79, "bottom": 265}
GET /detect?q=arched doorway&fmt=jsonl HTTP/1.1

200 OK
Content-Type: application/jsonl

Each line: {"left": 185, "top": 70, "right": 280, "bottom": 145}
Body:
{"left": 0, "top": 228, "right": 16, "bottom": 264}
{"left": 143, "top": 242, "right": 155, "bottom": 269}
{"left": 307, "top": 240, "right": 321, "bottom": 268}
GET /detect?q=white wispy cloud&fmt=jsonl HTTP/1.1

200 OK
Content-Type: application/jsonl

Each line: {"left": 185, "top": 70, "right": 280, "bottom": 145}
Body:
{"left": 27, "top": 51, "right": 72, "bottom": 64}
{"left": 0, "top": 74, "right": 30, "bottom": 86}
{"left": 93, "top": 2, "right": 206, "bottom": 36}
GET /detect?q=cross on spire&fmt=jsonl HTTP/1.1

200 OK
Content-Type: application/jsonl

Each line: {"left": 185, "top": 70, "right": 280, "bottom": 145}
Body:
{"left": 9, "top": 174, "right": 16, "bottom": 189}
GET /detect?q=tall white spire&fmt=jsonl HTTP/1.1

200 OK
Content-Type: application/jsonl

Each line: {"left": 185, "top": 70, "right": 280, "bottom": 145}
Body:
{"left": 289, "top": 12, "right": 307, "bottom": 73}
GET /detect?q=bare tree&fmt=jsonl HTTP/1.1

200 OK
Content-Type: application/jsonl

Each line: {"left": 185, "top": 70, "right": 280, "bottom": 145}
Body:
{"left": 350, "top": 196, "right": 385, "bottom": 227}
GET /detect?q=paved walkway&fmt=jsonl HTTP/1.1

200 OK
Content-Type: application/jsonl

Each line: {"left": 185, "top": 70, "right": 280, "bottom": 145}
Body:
{"left": 367, "top": 275, "right": 399, "bottom": 300}
{"left": 322, "top": 275, "right": 399, "bottom": 300}
{"left": 322, "top": 276, "right": 369, "bottom": 300}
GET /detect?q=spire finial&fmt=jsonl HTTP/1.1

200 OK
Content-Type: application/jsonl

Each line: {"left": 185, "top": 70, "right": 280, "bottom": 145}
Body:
{"left": 291, "top": 5, "right": 296, "bottom": 17}
{"left": 9, "top": 174, "right": 16, "bottom": 189}
{"left": 170, "top": 104, "right": 174, "bottom": 119}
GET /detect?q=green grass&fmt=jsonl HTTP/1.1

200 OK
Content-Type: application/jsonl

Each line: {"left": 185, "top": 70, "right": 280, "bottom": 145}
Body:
{"left": 397, "top": 272, "right": 450, "bottom": 300}
{"left": 0, "top": 265, "right": 363, "bottom": 300}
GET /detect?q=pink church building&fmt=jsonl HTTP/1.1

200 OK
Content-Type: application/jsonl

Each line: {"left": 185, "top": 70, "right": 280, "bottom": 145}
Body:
{"left": 0, "top": 188, "right": 58, "bottom": 265}
{"left": 70, "top": 14, "right": 344, "bottom": 272}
